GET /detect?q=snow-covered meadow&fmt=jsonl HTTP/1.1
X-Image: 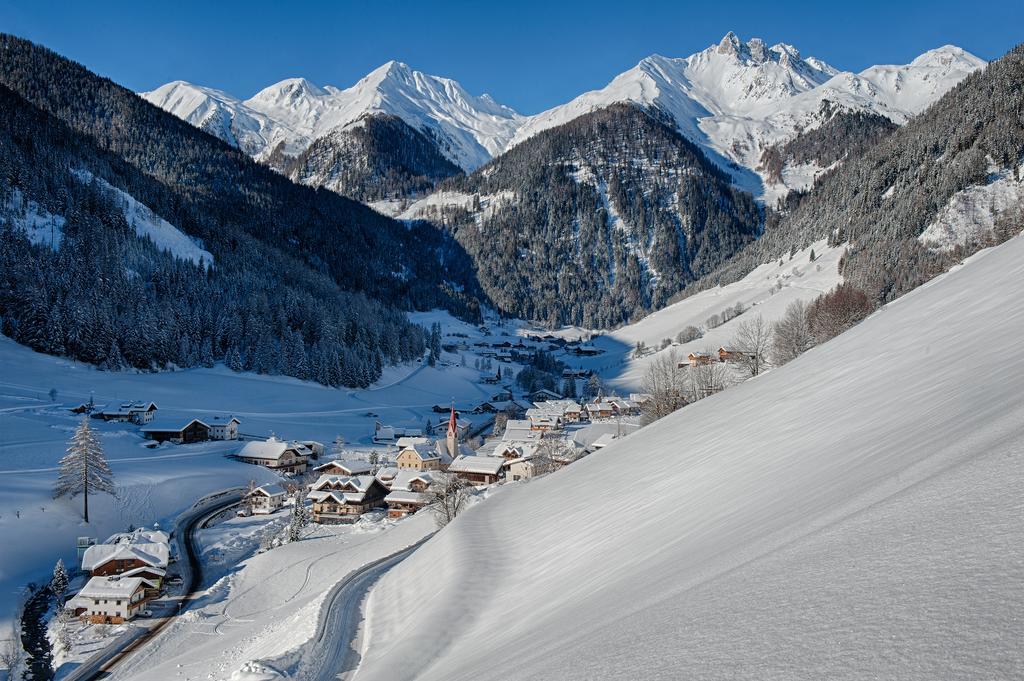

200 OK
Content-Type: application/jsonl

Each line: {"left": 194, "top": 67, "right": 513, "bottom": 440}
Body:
{"left": 354, "top": 235, "right": 1024, "bottom": 680}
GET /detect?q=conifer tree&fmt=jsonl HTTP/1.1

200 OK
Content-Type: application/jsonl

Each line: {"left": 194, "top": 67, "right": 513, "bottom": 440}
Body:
{"left": 288, "top": 490, "right": 310, "bottom": 542}
{"left": 54, "top": 416, "right": 115, "bottom": 522}
{"left": 51, "top": 558, "right": 69, "bottom": 606}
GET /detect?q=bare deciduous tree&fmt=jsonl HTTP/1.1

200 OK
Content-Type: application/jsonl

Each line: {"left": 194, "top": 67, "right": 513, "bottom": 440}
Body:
{"left": 676, "top": 326, "right": 702, "bottom": 344}
{"left": 640, "top": 349, "right": 688, "bottom": 424}
{"left": 730, "top": 315, "right": 772, "bottom": 378}
{"left": 686, "top": 352, "right": 731, "bottom": 402}
{"left": 0, "top": 637, "right": 23, "bottom": 674}
{"left": 429, "top": 472, "right": 469, "bottom": 528}
{"left": 772, "top": 300, "right": 815, "bottom": 366}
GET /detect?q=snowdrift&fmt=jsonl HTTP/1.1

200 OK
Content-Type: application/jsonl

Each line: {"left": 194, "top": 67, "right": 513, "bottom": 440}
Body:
{"left": 357, "top": 235, "right": 1024, "bottom": 681}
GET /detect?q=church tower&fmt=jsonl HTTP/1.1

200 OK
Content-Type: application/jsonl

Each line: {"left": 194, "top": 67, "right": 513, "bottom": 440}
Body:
{"left": 446, "top": 401, "right": 458, "bottom": 458}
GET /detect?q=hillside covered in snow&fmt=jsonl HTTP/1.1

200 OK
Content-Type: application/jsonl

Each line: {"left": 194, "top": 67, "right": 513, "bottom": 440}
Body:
{"left": 354, "top": 234, "right": 1024, "bottom": 680}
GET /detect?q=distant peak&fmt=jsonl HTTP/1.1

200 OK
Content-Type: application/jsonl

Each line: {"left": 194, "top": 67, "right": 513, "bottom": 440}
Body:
{"left": 717, "top": 31, "right": 741, "bottom": 56}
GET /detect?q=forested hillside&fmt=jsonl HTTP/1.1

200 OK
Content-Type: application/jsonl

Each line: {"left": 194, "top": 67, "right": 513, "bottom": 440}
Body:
{"left": 691, "top": 44, "right": 1024, "bottom": 304}
{"left": 415, "top": 103, "right": 761, "bottom": 328}
{"left": 287, "top": 113, "right": 462, "bottom": 202}
{"left": 0, "top": 35, "right": 484, "bottom": 386}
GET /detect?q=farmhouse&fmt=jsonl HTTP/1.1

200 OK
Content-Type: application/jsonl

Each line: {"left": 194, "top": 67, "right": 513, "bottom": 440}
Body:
{"left": 447, "top": 455, "right": 505, "bottom": 486}
{"left": 141, "top": 417, "right": 210, "bottom": 444}
{"left": 526, "top": 409, "right": 562, "bottom": 431}
{"left": 396, "top": 442, "right": 443, "bottom": 471}
{"left": 492, "top": 441, "right": 539, "bottom": 461}
{"left": 307, "top": 475, "right": 388, "bottom": 523}
{"left": 207, "top": 415, "right": 241, "bottom": 440}
{"left": 384, "top": 470, "right": 435, "bottom": 518}
{"left": 502, "top": 419, "right": 543, "bottom": 443}
{"left": 585, "top": 402, "right": 615, "bottom": 420}
{"left": 685, "top": 352, "right": 717, "bottom": 367}
{"left": 507, "top": 458, "right": 539, "bottom": 482}
{"left": 313, "top": 460, "right": 374, "bottom": 477}
{"left": 68, "top": 576, "right": 152, "bottom": 624}
{"left": 81, "top": 543, "right": 169, "bottom": 584}
{"left": 246, "top": 483, "right": 288, "bottom": 514}
{"left": 528, "top": 388, "right": 562, "bottom": 402}
{"left": 92, "top": 401, "right": 158, "bottom": 424}
{"left": 375, "top": 466, "right": 399, "bottom": 488}
{"left": 373, "top": 422, "right": 424, "bottom": 444}
{"left": 718, "top": 346, "right": 754, "bottom": 363}
{"left": 236, "top": 437, "right": 309, "bottom": 474}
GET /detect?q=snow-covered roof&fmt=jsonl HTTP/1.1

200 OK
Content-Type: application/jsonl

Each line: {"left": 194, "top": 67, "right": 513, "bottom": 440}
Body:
{"left": 396, "top": 436, "right": 430, "bottom": 449}
{"left": 104, "top": 527, "right": 170, "bottom": 546}
{"left": 390, "top": 470, "right": 436, "bottom": 492}
{"left": 448, "top": 455, "right": 505, "bottom": 476}
{"left": 502, "top": 421, "right": 542, "bottom": 442}
{"left": 120, "top": 565, "right": 167, "bottom": 579}
{"left": 81, "top": 543, "right": 169, "bottom": 571}
{"left": 591, "top": 433, "right": 620, "bottom": 449}
{"left": 384, "top": 490, "right": 431, "bottom": 505}
{"left": 400, "top": 443, "right": 441, "bottom": 461}
{"left": 237, "top": 437, "right": 303, "bottom": 461}
{"left": 141, "top": 417, "right": 209, "bottom": 433}
{"left": 249, "top": 483, "right": 288, "bottom": 498}
{"left": 208, "top": 415, "right": 241, "bottom": 425}
{"left": 493, "top": 441, "right": 539, "bottom": 459}
{"left": 376, "top": 466, "right": 399, "bottom": 481}
{"left": 75, "top": 575, "right": 149, "bottom": 600}
{"left": 310, "top": 474, "right": 378, "bottom": 493}
{"left": 314, "top": 459, "right": 373, "bottom": 475}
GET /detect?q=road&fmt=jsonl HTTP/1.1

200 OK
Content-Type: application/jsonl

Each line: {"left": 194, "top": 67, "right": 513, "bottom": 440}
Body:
{"left": 63, "top": 489, "right": 243, "bottom": 681}
{"left": 299, "top": 535, "right": 433, "bottom": 681}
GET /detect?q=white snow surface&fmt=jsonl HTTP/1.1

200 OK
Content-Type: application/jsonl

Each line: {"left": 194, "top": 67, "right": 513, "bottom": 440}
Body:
{"left": 71, "top": 169, "right": 214, "bottom": 266}
{"left": 919, "top": 161, "right": 1024, "bottom": 250}
{"left": 142, "top": 63, "right": 524, "bottom": 171}
{"left": 1, "top": 188, "right": 66, "bottom": 249}
{"left": 356, "top": 235, "right": 1024, "bottom": 681}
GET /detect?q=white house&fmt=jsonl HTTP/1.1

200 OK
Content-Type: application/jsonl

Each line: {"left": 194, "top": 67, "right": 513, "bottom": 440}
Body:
{"left": 313, "top": 460, "right": 374, "bottom": 476}
{"left": 247, "top": 483, "right": 288, "bottom": 514}
{"left": 447, "top": 455, "right": 506, "bottom": 486}
{"left": 69, "top": 575, "right": 151, "bottom": 623}
{"left": 236, "top": 437, "right": 308, "bottom": 474}
{"left": 507, "top": 458, "right": 539, "bottom": 482}
{"left": 207, "top": 416, "right": 241, "bottom": 440}
{"left": 92, "top": 401, "right": 158, "bottom": 424}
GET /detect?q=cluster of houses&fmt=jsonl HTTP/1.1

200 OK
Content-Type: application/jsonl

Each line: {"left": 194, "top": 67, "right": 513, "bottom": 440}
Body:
{"left": 74, "top": 400, "right": 245, "bottom": 445}
{"left": 68, "top": 527, "right": 172, "bottom": 624}
{"left": 682, "top": 347, "right": 756, "bottom": 367}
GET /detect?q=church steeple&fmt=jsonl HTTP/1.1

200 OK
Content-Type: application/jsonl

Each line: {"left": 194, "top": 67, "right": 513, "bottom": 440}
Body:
{"left": 446, "top": 401, "right": 458, "bottom": 457}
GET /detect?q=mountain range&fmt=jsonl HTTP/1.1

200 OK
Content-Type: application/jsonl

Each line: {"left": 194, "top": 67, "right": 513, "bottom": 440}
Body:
{"left": 143, "top": 33, "right": 985, "bottom": 202}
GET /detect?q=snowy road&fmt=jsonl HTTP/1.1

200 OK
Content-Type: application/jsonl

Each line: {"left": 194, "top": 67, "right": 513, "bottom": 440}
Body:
{"left": 299, "top": 534, "right": 434, "bottom": 681}
{"left": 64, "top": 489, "right": 243, "bottom": 681}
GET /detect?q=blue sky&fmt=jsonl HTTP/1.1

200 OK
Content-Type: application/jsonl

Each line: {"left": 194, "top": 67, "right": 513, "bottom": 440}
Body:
{"left": 1, "top": 0, "right": 1020, "bottom": 114}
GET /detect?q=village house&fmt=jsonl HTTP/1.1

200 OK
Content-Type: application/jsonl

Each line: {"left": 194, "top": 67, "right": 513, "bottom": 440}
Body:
{"left": 384, "top": 470, "right": 436, "bottom": 518}
{"left": 92, "top": 401, "right": 158, "bottom": 424}
{"left": 526, "top": 409, "right": 563, "bottom": 431}
{"left": 375, "top": 466, "right": 399, "bottom": 489}
{"left": 68, "top": 576, "right": 152, "bottom": 624}
{"left": 502, "top": 419, "right": 543, "bottom": 443}
{"left": 236, "top": 437, "right": 309, "bottom": 474}
{"left": 313, "top": 460, "right": 374, "bottom": 477}
{"left": 528, "top": 388, "right": 563, "bottom": 403}
{"left": 685, "top": 352, "right": 717, "bottom": 367}
{"left": 585, "top": 402, "right": 615, "bottom": 420}
{"left": 507, "top": 458, "right": 539, "bottom": 482}
{"left": 207, "top": 416, "right": 241, "bottom": 441}
{"left": 448, "top": 455, "right": 505, "bottom": 486}
{"left": 718, "top": 346, "right": 755, "bottom": 363}
{"left": 80, "top": 543, "right": 169, "bottom": 589}
{"left": 396, "top": 442, "right": 444, "bottom": 471}
{"left": 373, "top": 422, "right": 424, "bottom": 444}
{"left": 141, "top": 417, "right": 211, "bottom": 444}
{"left": 297, "top": 440, "right": 326, "bottom": 459}
{"left": 492, "top": 441, "right": 539, "bottom": 461}
{"left": 307, "top": 475, "right": 388, "bottom": 523}
{"left": 246, "top": 483, "right": 288, "bottom": 514}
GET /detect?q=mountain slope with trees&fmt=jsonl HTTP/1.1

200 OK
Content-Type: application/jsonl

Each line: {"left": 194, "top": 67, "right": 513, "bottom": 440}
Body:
{"left": 410, "top": 103, "right": 761, "bottom": 328}
{"left": 688, "top": 43, "right": 1024, "bottom": 305}
{"left": 287, "top": 113, "right": 462, "bottom": 202}
{"left": 0, "top": 35, "right": 484, "bottom": 386}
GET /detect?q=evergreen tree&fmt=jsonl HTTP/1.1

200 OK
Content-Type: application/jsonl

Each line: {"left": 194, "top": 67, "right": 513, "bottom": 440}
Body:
{"left": 54, "top": 416, "right": 115, "bottom": 522}
{"left": 288, "top": 490, "right": 310, "bottom": 542}
{"left": 51, "top": 558, "right": 69, "bottom": 606}
{"left": 228, "top": 347, "right": 244, "bottom": 372}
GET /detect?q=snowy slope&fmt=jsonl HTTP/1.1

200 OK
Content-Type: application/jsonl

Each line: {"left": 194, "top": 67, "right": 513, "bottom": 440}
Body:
{"left": 356, "top": 234, "right": 1024, "bottom": 681}
{"left": 142, "top": 63, "right": 524, "bottom": 170}
{"left": 509, "top": 35, "right": 984, "bottom": 198}
{"left": 543, "top": 240, "right": 844, "bottom": 391}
